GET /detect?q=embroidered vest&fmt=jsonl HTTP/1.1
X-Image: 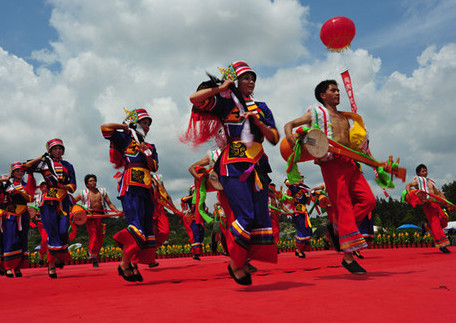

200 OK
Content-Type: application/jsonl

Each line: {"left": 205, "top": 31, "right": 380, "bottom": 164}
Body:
{"left": 307, "top": 105, "right": 369, "bottom": 153}
{"left": 415, "top": 176, "right": 436, "bottom": 194}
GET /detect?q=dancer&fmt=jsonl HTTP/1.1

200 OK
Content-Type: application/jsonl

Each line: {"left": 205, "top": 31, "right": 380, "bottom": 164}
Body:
{"left": 268, "top": 183, "right": 291, "bottom": 249}
{"left": 285, "top": 179, "right": 312, "bottom": 258}
{"left": 74, "top": 174, "right": 119, "bottom": 267}
{"left": 268, "top": 184, "right": 281, "bottom": 247}
{"left": 31, "top": 182, "right": 48, "bottom": 266}
{"left": 284, "top": 80, "right": 376, "bottom": 274}
{"left": 148, "top": 174, "right": 171, "bottom": 268}
{"left": 188, "top": 61, "right": 280, "bottom": 285}
{"left": 405, "top": 164, "right": 451, "bottom": 253}
{"left": 0, "top": 178, "right": 5, "bottom": 276}
{"left": 26, "top": 139, "right": 76, "bottom": 278}
{"left": 211, "top": 201, "right": 228, "bottom": 255}
{"left": 180, "top": 186, "right": 206, "bottom": 260}
{"left": 185, "top": 149, "right": 223, "bottom": 260}
{"left": 1, "top": 163, "right": 32, "bottom": 278}
{"left": 101, "top": 108, "right": 158, "bottom": 282}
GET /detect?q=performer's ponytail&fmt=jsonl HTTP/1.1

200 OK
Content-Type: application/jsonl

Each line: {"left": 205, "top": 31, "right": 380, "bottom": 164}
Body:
{"left": 180, "top": 81, "right": 222, "bottom": 147}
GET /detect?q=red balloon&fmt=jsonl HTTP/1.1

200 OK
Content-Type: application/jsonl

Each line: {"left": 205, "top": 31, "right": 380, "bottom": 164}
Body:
{"left": 320, "top": 16, "right": 356, "bottom": 52}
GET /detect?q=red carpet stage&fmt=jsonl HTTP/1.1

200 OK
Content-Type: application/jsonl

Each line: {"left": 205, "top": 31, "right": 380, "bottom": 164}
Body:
{"left": 1, "top": 247, "right": 454, "bottom": 322}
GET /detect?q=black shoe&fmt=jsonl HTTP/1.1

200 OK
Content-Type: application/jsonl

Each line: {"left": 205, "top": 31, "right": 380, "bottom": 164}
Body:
{"left": 14, "top": 268, "right": 22, "bottom": 277}
{"left": 341, "top": 259, "right": 366, "bottom": 275}
{"left": 295, "top": 250, "right": 306, "bottom": 258}
{"left": 130, "top": 263, "right": 143, "bottom": 282}
{"left": 440, "top": 247, "right": 451, "bottom": 254}
{"left": 48, "top": 267, "right": 57, "bottom": 279}
{"left": 227, "top": 265, "right": 252, "bottom": 286}
{"left": 246, "top": 263, "right": 258, "bottom": 273}
{"left": 148, "top": 262, "right": 159, "bottom": 268}
{"left": 192, "top": 255, "right": 201, "bottom": 261}
{"left": 326, "top": 224, "right": 341, "bottom": 252}
{"left": 55, "top": 261, "right": 64, "bottom": 269}
{"left": 92, "top": 261, "right": 99, "bottom": 268}
{"left": 117, "top": 265, "right": 136, "bottom": 282}
{"left": 5, "top": 270, "right": 14, "bottom": 278}
{"left": 353, "top": 250, "right": 364, "bottom": 259}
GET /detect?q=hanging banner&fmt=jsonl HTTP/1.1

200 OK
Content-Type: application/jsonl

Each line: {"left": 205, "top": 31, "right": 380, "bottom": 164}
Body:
{"left": 341, "top": 70, "right": 358, "bottom": 113}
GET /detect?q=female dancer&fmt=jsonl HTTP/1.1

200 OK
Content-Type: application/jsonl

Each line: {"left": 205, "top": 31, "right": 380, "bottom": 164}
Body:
{"left": 187, "top": 61, "right": 280, "bottom": 285}
{"left": 1, "top": 163, "right": 32, "bottom": 277}
{"left": 101, "top": 108, "right": 158, "bottom": 282}
{"left": 26, "top": 139, "right": 76, "bottom": 278}
{"left": 285, "top": 179, "right": 312, "bottom": 258}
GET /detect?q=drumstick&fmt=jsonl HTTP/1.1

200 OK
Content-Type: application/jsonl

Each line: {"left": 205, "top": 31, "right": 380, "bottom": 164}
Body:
{"left": 86, "top": 210, "right": 124, "bottom": 218}
{"left": 411, "top": 190, "right": 456, "bottom": 210}
{"left": 327, "top": 139, "right": 407, "bottom": 182}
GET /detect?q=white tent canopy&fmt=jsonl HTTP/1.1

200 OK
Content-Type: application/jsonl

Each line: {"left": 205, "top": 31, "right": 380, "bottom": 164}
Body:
{"left": 444, "top": 221, "right": 456, "bottom": 233}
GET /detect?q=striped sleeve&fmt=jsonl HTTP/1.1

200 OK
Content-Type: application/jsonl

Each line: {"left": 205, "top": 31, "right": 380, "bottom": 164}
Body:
{"left": 194, "top": 96, "right": 217, "bottom": 112}
{"left": 100, "top": 126, "right": 115, "bottom": 139}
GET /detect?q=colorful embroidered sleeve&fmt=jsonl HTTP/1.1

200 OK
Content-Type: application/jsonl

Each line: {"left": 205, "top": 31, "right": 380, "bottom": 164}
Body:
{"left": 145, "top": 143, "right": 159, "bottom": 172}
{"left": 8, "top": 181, "right": 32, "bottom": 203}
{"left": 194, "top": 93, "right": 238, "bottom": 119}
{"left": 100, "top": 125, "right": 116, "bottom": 140}
{"left": 101, "top": 126, "right": 129, "bottom": 152}
{"left": 62, "top": 161, "right": 77, "bottom": 193}
{"left": 256, "top": 102, "right": 279, "bottom": 142}
{"left": 194, "top": 95, "right": 217, "bottom": 112}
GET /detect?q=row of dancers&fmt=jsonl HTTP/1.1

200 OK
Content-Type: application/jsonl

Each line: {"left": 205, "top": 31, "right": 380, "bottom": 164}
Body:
{"left": 0, "top": 60, "right": 452, "bottom": 284}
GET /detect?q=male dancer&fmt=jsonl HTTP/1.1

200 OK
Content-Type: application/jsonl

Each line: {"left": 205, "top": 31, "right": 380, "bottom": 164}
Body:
{"left": 74, "top": 174, "right": 119, "bottom": 267}
{"left": 284, "top": 80, "right": 376, "bottom": 274}
{"left": 406, "top": 164, "right": 451, "bottom": 253}
{"left": 32, "top": 182, "right": 48, "bottom": 266}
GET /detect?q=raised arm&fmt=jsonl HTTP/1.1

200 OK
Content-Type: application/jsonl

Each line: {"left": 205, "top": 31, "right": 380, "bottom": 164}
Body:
{"left": 284, "top": 111, "right": 312, "bottom": 147}
{"left": 74, "top": 193, "right": 82, "bottom": 203}
{"left": 405, "top": 178, "right": 418, "bottom": 194}
{"left": 100, "top": 123, "right": 129, "bottom": 132}
{"left": 190, "top": 80, "right": 234, "bottom": 106}
{"left": 188, "top": 155, "right": 211, "bottom": 180}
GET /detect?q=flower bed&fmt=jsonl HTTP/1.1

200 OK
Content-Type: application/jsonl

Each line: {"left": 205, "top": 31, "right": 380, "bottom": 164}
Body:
{"left": 28, "top": 233, "right": 436, "bottom": 267}
{"left": 371, "top": 231, "right": 435, "bottom": 248}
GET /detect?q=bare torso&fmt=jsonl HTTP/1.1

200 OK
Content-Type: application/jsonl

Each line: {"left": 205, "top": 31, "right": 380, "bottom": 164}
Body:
{"left": 327, "top": 108, "right": 350, "bottom": 146}
{"left": 88, "top": 189, "right": 104, "bottom": 210}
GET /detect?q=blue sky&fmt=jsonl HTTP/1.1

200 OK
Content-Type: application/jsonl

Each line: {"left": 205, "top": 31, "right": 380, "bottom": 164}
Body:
{"left": 2, "top": 1, "right": 452, "bottom": 77}
{"left": 0, "top": 1, "right": 56, "bottom": 61}
{"left": 0, "top": 0, "right": 455, "bottom": 209}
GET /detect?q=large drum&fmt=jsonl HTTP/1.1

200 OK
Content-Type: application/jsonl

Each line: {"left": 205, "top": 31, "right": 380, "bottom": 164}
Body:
{"left": 316, "top": 194, "right": 330, "bottom": 209}
{"left": 280, "top": 128, "right": 329, "bottom": 162}
{"left": 70, "top": 204, "right": 88, "bottom": 225}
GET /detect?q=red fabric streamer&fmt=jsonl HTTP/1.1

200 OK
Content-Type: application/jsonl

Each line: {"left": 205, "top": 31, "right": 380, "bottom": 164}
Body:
{"left": 180, "top": 108, "right": 222, "bottom": 147}
{"left": 25, "top": 172, "right": 37, "bottom": 199}
{"left": 109, "top": 142, "right": 125, "bottom": 169}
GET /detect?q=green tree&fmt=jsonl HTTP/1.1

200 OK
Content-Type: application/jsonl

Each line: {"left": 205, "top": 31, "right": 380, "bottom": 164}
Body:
{"left": 442, "top": 180, "right": 456, "bottom": 221}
